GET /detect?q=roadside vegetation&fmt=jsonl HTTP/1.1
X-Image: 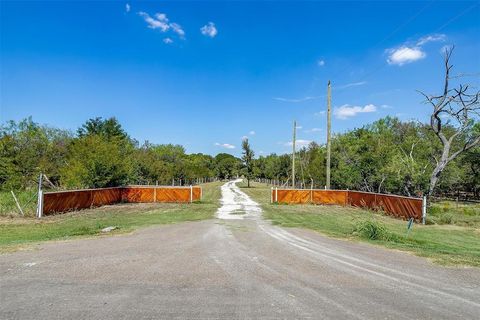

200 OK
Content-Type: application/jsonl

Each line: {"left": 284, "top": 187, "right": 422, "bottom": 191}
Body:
{"left": 240, "top": 182, "right": 480, "bottom": 267}
{"left": 0, "top": 181, "right": 222, "bottom": 252}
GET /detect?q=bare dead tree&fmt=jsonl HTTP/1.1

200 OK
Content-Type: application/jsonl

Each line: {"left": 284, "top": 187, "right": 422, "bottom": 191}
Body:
{"left": 418, "top": 46, "right": 480, "bottom": 198}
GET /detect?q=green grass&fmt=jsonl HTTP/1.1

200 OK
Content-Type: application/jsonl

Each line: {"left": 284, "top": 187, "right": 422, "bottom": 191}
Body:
{"left": 0, "top": 189, "right": 38, "bottom": 216}
{"left": 428, "top": 200, "right": 480, "bottom": 227}
{"left": 241, "top": 182, "right": 480, "bottom": 267}
{"left": 0, "top": 182, "right": 222, "bottom": 252}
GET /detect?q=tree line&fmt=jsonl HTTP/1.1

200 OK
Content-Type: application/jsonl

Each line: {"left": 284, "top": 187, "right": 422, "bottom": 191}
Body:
{"left": 1, "top": 115, "right": 478, "bottom": 198}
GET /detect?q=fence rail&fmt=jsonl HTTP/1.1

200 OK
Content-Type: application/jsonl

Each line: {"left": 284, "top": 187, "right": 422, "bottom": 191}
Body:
{"left": 271, "top": 188, "right": 424, "bottom": 220}
{"left": 42, "top": 185, "right": 202, "bottom": 216}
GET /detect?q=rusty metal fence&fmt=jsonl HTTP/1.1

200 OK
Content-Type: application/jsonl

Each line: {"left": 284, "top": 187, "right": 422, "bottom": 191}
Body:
{"left": 41, "top": 186, "right": 202, "bottom": 216}
{"left": 271, "top": 188, "right": 425, "bottom": 220}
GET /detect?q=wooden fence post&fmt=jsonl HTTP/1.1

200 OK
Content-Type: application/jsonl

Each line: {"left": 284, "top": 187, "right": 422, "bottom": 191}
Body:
{"left": 190, "top": 185, "right": 193, "bottom": 203}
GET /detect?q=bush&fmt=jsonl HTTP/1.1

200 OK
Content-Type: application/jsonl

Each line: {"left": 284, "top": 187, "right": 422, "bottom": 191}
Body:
{"left": 353, "top": 220, "right": 394, "bottom": 241}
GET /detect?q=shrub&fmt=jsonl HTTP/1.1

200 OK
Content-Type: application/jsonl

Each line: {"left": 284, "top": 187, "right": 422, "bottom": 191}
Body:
{"left": 353, "top": 220, "right": 393, "bottom": 241}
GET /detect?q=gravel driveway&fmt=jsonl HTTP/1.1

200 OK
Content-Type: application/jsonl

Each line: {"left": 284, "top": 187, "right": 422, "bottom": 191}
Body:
{"left": 1, "top": 180, "right": 479, "bottom": 319}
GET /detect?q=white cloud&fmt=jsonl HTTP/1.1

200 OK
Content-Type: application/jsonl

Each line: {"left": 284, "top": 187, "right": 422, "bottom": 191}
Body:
{"left": 285, "top": 140, "right": 312, "bottom": 148}
{"left": 334, "top": 104, "right": 377, "bottom": 119}
{"left": 416, "top": 34, "right": 446, "bottom": 46}
{"left": 155, "top": 13, "right": 168, "bottom": 22}
{"left": 200, "top": 22, "right": 218, "bottom": 38}
{"left": 318, "top": 59, "right": 325, "bottom": 66}
{"left": 215, "top": 142, "right": 235, "bottom": 149}
{"left": 305, "top": 128, "right": 322, "bottom": 133}
{"left": 138, "top": 11, "right": 185, "bottom": 40}
{"left": 314, "top": 110, "right": 326, "bottom": 116}
{"left": 295, "top": 125, "right": 303, "bottom": 129}
{"left": 273, "top": 95, "right": 323, "bottom": 103}
{"left": 386, "top": 34, "right": 446, "bottom": 66}
{"left": 387, "top": 46, "right": 426, "bottom": 66}
{"left": 241, "top": 135, "right": 249, "bottom": 140}
{"left": 163, "top": 38, "right": 173, "bottom": 44}
{"left": 138, "top": 11, "right": 170, "bottom": 32}
{"left": 125, "top": 3, "right": 130, "bottom": 13}
{"left": 249, "top": 131, "right": 255, "bottom": 135}
{"left": 170, "top": 22, "right": 185, "bottom": 38}
{"left": 381, "top": 104, "right": 393, "bottom": 109}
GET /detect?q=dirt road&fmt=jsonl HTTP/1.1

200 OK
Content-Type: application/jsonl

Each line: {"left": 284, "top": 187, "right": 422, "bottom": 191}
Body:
{"left": 1, "top": 180, "right": 479, "bottom": 319}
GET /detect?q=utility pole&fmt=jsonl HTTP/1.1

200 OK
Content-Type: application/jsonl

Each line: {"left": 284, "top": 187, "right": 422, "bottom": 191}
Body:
{"left": 292, "top": 120, "right": 296, "bottom": 188}
{"left": 326, "top": 80, "right": 331, "bottom": 189}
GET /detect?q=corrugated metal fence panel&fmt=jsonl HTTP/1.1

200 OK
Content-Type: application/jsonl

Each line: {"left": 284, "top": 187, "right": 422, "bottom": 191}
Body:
{"left": 43, "top": 190, "right": 93, "bottom": 215}
{"left": 312, "top": 190, "right": 348, "bottom": 206}
{"left": 192, "top": 187, "right": 202, "bottom": 201}
{"left": 277, "top": 189, "right": 311, "bottom": 204}
{"left": 273, "top": 189, "right": 422, "bottom": 220}
{"left": 122, "top": 187, "right": 155, "bottom": 203}
{"left": 156, "top": 188, "right": 189, "bottom": 202}
{"left": 92, "top": 188, "right": 123, "bottom": 206}
{"left": 43, "top": 186, "right": 202, "bottom": 215}
{"left": 348, "top": 191, "right": 377, "bottom": 209}
{"left": 375, "top": 194, "right": 422, "bottom": 220}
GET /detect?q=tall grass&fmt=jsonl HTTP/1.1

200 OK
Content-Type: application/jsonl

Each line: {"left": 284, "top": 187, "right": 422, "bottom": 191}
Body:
{"left": 0, "top": 190, "right": 38, "bottom": 217}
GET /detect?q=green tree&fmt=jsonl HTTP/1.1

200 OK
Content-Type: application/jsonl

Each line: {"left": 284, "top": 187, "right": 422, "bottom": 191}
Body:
{"left": 241, "top": 138, "right": 255, "bottom": 187}
{"left": 77, "top": 117, "right": 128, "bottom": 140}
{"left": 60, "top": 135, "right": 134, "bottom": 188}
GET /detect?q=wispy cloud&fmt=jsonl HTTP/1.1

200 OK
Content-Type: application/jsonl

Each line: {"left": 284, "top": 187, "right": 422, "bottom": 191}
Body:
{"left": 163, "top": 37, "right": 173, "bottom": 44}
{"left": 273, "top": 95, "right": 324, "bottom": 103}
{"left": 334, "top": 81, "right": 367, "bottom": 90}
{"left": 285, "top": 139, "right": 312, "bottom": 148}
{"left": 334, "top": 104, "right": 377, "bottom": 119}
{"left": 314, "top": 110, "right": 326, "bottom": 116}
{"left": 249, "top": 130, "right": 255, "bottom": 135}
{"left": 305, "top": 128, "right": 322, "bottom": 133}
{"left": 170, "top": 22, "right": 185, "bottom": 38}
{"left": 386, "top": 33, "right": 446, "bottom": 66}
{"left": 200, "top": 22, "right": 218, "bottom": 38}
{"left": 215, "top": 142, "right": 235, "bottom": 149}
{"left": 138, "top": 11, "right": 170, "bottom": 32}
{"left": 318, "top": 59, "right": 325, "bottom": 67}
{"left": 125, "top": 3, "right": 131, "bottom": 13}
{"left": 138, "top": 11, "right": 185, "bottom": 40}
{"left": 416, "top": 34, "right": 446, "bottom": 46}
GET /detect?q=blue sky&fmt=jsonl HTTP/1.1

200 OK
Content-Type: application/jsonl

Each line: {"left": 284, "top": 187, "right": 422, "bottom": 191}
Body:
{"left": 1, "top": 1, "right": 479, "bottom": 156}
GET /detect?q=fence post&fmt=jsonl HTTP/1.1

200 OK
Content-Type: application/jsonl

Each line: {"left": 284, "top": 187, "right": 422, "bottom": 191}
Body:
{"left": 275, "top": 187, "right": 278, "bottom": 203}
{"left": 154, "top": 181, "right": 158, "bottom": 202}
{"left": 36, "top": 173, "right": 43, "bottom": 219}
{"left": 200, "top": 186, "right": 203, "bottom": 201}
{"left": 190, "top": 185, "right": 193, "bottom": 203}
{"left": 422, "top": 195, "right": 427, "bottom": 225}
{"left": 270, "top": 187, "right": 273, "bottom": 203}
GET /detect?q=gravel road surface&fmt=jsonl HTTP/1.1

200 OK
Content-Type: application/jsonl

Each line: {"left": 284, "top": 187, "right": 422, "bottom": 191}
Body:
{"left": 1, "top": 180, "right": 479, "bottom": 319}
